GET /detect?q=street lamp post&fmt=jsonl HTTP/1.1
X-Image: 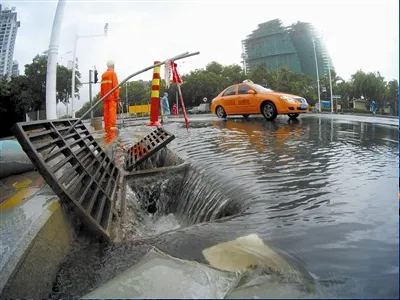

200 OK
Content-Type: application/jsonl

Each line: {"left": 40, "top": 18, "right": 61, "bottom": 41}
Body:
{"left": 328, "top": 60, "right": 334, "bottom": 113}
{"left": 45, "top": 0, "right": 67, "bottom": 120}
{"left": 70, "top": 23, "right": 108, "bottom": 118}
{"left": 312, "top": 38, "right": 321, "bottom": 113}
{"left": 125, "top": 83, "right": 129, "bottom": 118}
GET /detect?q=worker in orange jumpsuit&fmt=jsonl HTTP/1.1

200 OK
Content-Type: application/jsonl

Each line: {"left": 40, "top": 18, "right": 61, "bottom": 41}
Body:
{"left": 100, "top": 60, "right": 120, "bottom": 146}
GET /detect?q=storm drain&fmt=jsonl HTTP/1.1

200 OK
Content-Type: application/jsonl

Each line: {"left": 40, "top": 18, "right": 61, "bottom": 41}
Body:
{"left": 12, "top": 119, "right": 121, "bottom": 240}
{"left": 125, "top": 127, "right": 175, "bottom": 172}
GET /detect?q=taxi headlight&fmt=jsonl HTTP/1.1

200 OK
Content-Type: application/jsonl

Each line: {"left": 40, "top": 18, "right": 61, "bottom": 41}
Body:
{"left": 280, "top": 95, "right": 295, "bottom": 103}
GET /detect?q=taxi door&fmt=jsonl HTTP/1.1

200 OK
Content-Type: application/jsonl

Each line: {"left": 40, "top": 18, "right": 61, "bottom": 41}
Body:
{"left": 220, "top": 85, "right": 238, "bottom": 114}
{"left": 237, "top": 84, "right": 257, "bottom": 114}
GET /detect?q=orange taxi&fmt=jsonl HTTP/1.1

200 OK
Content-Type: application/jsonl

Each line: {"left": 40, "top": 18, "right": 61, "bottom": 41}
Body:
{"left": 211, "top": 80, "right": 309, "bottom": 121}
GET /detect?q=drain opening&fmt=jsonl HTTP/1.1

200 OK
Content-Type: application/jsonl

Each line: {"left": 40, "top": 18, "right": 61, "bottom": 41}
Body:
{"left": 120, "top": 166, "right": 244, "bottom": 240}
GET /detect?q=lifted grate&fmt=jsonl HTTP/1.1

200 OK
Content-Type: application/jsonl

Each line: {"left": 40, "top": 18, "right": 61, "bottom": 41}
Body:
{"left": 12, "top": 119, "right": 121, "bottom": 241}
{"left": 125, "top": 127, "right": 175, "bottom": 171}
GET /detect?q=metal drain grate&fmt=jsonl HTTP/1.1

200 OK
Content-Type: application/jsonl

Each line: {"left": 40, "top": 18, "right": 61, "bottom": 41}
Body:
{"left": 125, "top": 127, "right": 175, "bottom": 171}
{"left": 12, "top": 119, "right": 121, "bottom": 240}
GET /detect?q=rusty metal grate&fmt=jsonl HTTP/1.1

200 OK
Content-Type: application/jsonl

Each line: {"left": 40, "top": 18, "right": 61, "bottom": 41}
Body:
{"left": 125, "top": 127, "right": 175, "bottom": 171}
{"left": 12, "top": 119, "right": 121, "bottom": 240}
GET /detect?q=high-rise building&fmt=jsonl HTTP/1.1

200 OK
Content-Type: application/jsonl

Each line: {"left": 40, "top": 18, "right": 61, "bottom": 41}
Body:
{"left": 242, "top": 19, "right": 334, "bottom": 84}
{"left": 11, "top": 60, "right": 18, "bottom": 76}
{"left": 0, "top": 5, "right": 20, "bottom": 77}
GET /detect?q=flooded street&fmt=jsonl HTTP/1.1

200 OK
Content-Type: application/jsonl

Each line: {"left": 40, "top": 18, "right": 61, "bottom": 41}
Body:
{"left": 161, "top": 114, "right": 399, "bottom": 298}
{"left": 52, "top": 114, "right": 399, "bottom": 298}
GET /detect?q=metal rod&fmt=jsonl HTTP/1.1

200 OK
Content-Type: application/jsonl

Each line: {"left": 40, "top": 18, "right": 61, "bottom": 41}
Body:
{"left": 67, "top": 51, "right": 199, "bottom": 133}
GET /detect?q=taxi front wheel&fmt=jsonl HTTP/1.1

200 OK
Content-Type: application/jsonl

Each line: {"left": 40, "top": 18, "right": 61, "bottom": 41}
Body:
{"left": 261, "top": 101, "right": 277, "bottom": 121}
{"left": 216, "top": 106, "right": 227, "bottom": 118}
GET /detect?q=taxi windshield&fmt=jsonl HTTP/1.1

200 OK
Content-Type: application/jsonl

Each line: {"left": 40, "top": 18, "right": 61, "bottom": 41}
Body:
{"left": 252, "top": 84, "right": 274, "bottom": 93}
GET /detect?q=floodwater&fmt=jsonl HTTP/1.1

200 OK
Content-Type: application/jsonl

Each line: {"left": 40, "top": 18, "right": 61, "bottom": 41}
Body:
{"left": 51, "top": 115, "right": 399, "bottom": 298}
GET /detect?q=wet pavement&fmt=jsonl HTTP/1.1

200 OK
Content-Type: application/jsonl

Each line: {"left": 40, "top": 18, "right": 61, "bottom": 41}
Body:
{"left": 49, "top": 113, "right": 399, "bottom": 298}
{"left": 0, "top": 173, "right": 58, "bottom": 282}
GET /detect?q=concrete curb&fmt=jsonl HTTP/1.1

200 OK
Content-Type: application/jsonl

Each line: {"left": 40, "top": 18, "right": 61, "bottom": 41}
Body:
{"left": 0, "top": 197, "right": 75, "bottom": 298}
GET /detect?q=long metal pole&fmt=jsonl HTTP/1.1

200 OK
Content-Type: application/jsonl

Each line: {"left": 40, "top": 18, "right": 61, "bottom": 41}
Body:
{"left": 125, "top": 83, "right": 128, "bottom": 117}
{"left": 45, "top": 0, "right": 67, "bottom": 120}
{"left": 71, "top": 34, "right": 78, "bottom": 118}
{"left": 68, "top": 51, "right": 198, "bottom": 133}
{"left": 89, "top": 69, "right": 93, "bottom": 119}
{"left": 312, "top": 39, "right": 321, "bottom": 113}
{"left": 328, "top": 61, "right": 334, "bottom": 113}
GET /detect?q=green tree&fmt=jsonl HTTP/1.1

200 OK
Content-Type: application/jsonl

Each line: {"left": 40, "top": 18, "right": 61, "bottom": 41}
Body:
{"left": 336, "top": 80, "right": 353, "bottom": 109}
{"left": 248, "top": 64, "right": 270, "bottom": 86}
{"left": 75, "top": 93, "right": 103, "bottom": 119}
{"left": 351, "top": 70, "right": 388, "bottom": 110}
{"left": 0, "top": 76, "right": 34, "bottom": 137}
{"left": 387, "top": 79, "right": 399, "bottom": 115}
{"left": 205, "top": 61, "right": 224, "bottom": 75}
{"left": 120, "top": 80, "right": 151, "bottom": 105}
{"left": 221, "top": 64, "right": 246, "bottom": 85}
{"left": 56, "top": 63, "right": 79, "bottom": 105}
{"left": 24, "top": 54, "right": 82, "bottom": 110}
{"left": 274, "top": 66, "right": 313, "bottom": 96}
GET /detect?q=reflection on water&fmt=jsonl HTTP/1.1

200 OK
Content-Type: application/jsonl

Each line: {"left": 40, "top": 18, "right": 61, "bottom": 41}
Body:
{"left": 52, "top": 116, "right": 399, "bottom": 299}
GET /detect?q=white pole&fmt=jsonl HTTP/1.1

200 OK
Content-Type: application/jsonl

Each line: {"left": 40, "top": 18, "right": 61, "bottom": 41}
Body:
{"left": 71, "top": 34, "right": 78, "bottom": 118}
{"left": 45, "top": 0, "right": 67, "bottom": 120}
{"left": 328, "top": 61, "right": 334, "bottom": 113}
{"left": 312, "top": 39, "right": 321, "bottom": 113}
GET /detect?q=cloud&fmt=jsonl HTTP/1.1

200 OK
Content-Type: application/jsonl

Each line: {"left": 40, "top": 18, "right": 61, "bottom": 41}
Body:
{"left": 3, "top": 0, "right": 399, "bottom": 113}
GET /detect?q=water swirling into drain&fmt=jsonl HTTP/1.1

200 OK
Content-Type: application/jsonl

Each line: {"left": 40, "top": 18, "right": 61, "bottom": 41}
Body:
{"left": 121, "top": 163, "right": 246, "bottom": 239}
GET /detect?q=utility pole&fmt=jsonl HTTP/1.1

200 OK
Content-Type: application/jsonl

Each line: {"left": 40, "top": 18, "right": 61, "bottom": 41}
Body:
{"left": 312, "top": 38, "right": 321, "bottom": 112}
{"left": 70, "top": 23, "right": 108, "bottom": 118}
{"left": 125, "top": 83, "right": 128, "bottom": 117}
{"left": 328, "top": 61, "right": 334, "bottom": 113}
{"left": 89, "top": 69, "right": 93, "bottom": 119}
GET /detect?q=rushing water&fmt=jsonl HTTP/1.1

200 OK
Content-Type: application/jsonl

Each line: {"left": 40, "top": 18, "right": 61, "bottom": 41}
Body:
{"left": 51, "top": 115, "right": 399, "bottom": 298}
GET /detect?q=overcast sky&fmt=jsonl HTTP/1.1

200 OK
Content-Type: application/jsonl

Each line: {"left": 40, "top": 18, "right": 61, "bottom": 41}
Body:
{"left": 2, "top": 0, "right": 399, "bottom": 113}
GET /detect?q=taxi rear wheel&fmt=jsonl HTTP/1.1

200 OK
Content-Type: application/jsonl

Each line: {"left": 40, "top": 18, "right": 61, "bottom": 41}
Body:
{"left": 216, "top": 106, "right": 227, "bottom": 118}
{"left": 261, "top": 101, "right": 277, "bottom": 121}
{"left": 288, "top": 113, "right": 299, "bottom": 119}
